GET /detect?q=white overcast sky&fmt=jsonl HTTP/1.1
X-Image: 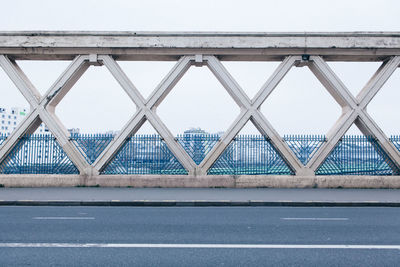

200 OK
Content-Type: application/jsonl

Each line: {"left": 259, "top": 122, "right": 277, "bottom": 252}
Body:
{"left": 0, "top": 0, "right": 399, "bottom": 136}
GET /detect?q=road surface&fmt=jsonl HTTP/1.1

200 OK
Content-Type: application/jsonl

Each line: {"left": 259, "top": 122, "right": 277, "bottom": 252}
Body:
{"left": 0, "top": 206, "right": 399, "bottom": 266}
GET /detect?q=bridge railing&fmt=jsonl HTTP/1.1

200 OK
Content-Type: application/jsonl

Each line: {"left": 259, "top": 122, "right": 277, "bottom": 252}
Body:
{"left": 0, "top": 33, "right": 400, "bottom": 178}
{"left": 0, "top": 133, "right": 399, "bottom": 175}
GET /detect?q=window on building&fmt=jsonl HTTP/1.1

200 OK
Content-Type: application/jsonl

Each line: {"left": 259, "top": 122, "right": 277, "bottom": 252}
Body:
{"left": 1, "top": 120, "right": 3, "bottom": 124}
{"left": 14, "top": 116, "right": 16, "bottom": 119}
{"left": 13, "top": 122, "right": 16, "bottom": 125}
{"left": 8, "top": 115, "right": 10, "bottom": 119}
{"left": 8, "top": 121, "right": 10, "bottom": 125}
{"left": 1, "top": 115, "right": 4, "bottom": 118}
{"left": 1, "top": 126, "right": 3, "bottom": 130}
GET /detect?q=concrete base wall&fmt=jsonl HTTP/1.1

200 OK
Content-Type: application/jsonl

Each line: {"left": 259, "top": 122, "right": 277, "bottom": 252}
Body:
{"left": 1, "top": 175, "right": 400, "bottom": 189}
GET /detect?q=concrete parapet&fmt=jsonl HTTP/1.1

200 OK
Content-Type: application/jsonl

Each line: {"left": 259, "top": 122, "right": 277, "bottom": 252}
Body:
{"left": 1, "top": 175, "right": 400, "bottom": 189}
{"left": 1, "top": 31, "right": 400, "bottom": 61}
{"left": 0, "top": 34, "right": 400, "bottom": 187}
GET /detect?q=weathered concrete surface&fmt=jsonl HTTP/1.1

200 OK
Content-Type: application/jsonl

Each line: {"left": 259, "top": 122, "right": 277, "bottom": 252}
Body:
{"left": 1, "top": 175, "right": 400, "bottom": 189}
{"left": 235, "top": 176, "right": 400, "bottom": 188}
{"left": 1, "top": 31, "right": 399, "bottom": 60}
{"left": 3, "top": 187, "right": 400, "bottom": 202}
{"left": 1, "top": 32, "right": 400, "bottom": 188}
{"left": 0, "top": 175, "right": 84, "bottom": 187}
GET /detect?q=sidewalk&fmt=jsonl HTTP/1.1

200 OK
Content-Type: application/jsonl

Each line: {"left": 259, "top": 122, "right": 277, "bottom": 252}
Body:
{"left": 1, "top": 188, "right": 399, "bottom": 206}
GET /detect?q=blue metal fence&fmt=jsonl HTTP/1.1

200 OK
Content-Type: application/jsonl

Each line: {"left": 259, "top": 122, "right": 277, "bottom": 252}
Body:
{"left": 0, "top": 133, "right": 400, "bottom": 175}
{"left": 177, "top": 134, "right": 219, "bottom": 165}
{"left": 390, "top": 136, "right": 400, "bottom": 153}
{"left": 71, "top": 133, "right": 114, "bottom": 164}
{"left": 208, "top": 135, "right": 294, "bottom": 175}
{"left": 0, "top": 134, "right": 6, "bottom": 146}
{"left": 316, "top": 135, "right": 399, "bottom": 175}
{"left": 102, "top": 134, "right": 187, "bottom": 175}
{"left": 0, "top": 134, "right": 79, "bottom": 174}
{"left": 284, "top": 135, "right": 326, "bottom": 165}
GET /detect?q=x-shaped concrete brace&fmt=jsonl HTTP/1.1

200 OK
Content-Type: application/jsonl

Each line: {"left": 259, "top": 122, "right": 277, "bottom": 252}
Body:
{"left": 0, "top": 54, "right": 399, "bottom": 176}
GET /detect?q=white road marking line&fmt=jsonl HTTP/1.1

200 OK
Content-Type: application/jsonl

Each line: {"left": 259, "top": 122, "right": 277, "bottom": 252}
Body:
{"left": 0, "top": 243, "right": 399, "bottom": 250}
{"left": 32, "top": 217, "right": 95, "bottom": 220}
{"left": 281, "top": 218, "right": 349, "bottom": 221}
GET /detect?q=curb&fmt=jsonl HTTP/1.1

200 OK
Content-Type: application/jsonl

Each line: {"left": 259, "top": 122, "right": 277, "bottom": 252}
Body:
{"left": 0, "top": 200, "right": 399, "bottom": 207}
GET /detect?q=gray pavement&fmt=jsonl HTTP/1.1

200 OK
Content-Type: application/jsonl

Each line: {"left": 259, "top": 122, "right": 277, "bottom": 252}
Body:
{"left": 0, "top": 187, "right": 400, "bottom": 206}
{"left": 0, "top": 206, "right": 400, "bottom": 266}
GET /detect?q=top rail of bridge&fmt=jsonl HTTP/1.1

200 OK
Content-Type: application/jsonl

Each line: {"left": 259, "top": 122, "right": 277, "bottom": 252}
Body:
{"left": 0, "top": 31, "right": 399, "bottom": 61}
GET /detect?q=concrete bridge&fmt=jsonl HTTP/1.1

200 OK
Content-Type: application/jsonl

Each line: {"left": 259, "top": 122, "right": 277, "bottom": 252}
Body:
{"left": 0, "top": 31, "right": 400, "bottom": 188}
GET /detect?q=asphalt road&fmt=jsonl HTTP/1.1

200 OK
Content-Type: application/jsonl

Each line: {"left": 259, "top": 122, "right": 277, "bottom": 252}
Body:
{"left": 1, "top": 206, "right": 400, "bottom": 266}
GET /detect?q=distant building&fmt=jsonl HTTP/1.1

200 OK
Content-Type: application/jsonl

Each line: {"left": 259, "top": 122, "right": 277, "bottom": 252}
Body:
{"left": 104, "top": 130, "right": 119, "bottom": 136}
{"left": 0, "top": 107, "right": 48, "bottom": 135}
{"left": 182, "top": 127, "right": 208, "bottom": 136}
{"left": 183, "top": 127, "right": 224, "bottom": 137}
{"left": 68, "top": 128, "right": 81, "bottom": 135}
{"left": 0, "top": 107, "right": 81, "bottom": 136}
{"left": 215, "top": 131, "right": 225, "bottom": 137}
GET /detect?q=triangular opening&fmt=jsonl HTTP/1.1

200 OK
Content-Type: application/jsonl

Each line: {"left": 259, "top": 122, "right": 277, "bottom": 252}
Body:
{"left": 390, "top": 136, "right": 400, "bottom": 154}
{"left": 261, "top": 65, "right": 341, "bottom": 135}
{"left": 368, "top": 67, "right": 400, "bottom": 136}
{"left": 207, "top": 119, "right": 294, "bottom": 175}
{"left": 327, "top": 61, "right": 382, "bottom": 97}
{"left": 221, "top": 61, "right": 281, "bottom": 99}
{"left": 284, "top": 134, "right": 326, "bottom": 165}
{"left": 101, "top": 120, "right": 187, "bottom": 175}
{"left": 157, "top": 65, "right": 240, "bottom": 136}
{"left": 135, "top": 119, "right": 158, "bottom": 135}
{"left": 117, "top": 61, "right": 177, "bottom": 100}
{"left": 16, "top": 60, "right": 72, "bottom": 95}
{"left": 0, "top": 120, "right": 79, "bottom": 174}
{"left": 71, "top": 133, "right": 114, "bottom": 165}
{"left": 30, "top": 123, "right": 51, "bottom": 136}
{"left": 0, "top": 66, "right": 31, "bottom": 136}
{"left": 233, "top": 120, "right": 260, "bottom": 134}
{"left": 56, "top": 65, "right": 137, "bottom": 134}
{"left": 0, "top": 135, "right": 5, "bottom": 146}
{"left": 316, "top": 124, "right": 399, "bottom": 175}
{"left": 177, "top": 128, "right": 220, "bottom": 165}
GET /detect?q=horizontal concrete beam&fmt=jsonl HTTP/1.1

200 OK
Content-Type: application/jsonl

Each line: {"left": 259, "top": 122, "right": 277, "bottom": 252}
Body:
{"left": 1, "top": 175, "right": 400, "bottom": 189}
{"left": 1, "top": 31, "right": 400, "bottom": 61}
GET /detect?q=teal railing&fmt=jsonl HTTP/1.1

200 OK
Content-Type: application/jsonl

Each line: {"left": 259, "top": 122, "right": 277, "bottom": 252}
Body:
{"left": 0, "top": 133, "right": 399, "bottom": 175}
